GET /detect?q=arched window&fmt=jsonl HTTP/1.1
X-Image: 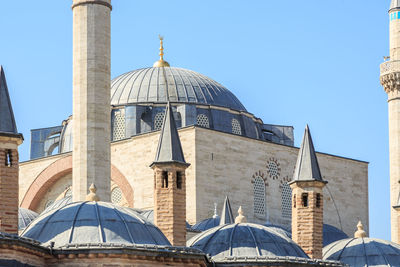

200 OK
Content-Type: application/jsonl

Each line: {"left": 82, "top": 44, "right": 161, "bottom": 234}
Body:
{"left": 197, "top": 114, "right": 210, "bottom": 128}
{"left": 281, "top": 182, "right": 292, "bottom": 218}
{"left": 112, "top": 110, "right": 126, "bottom": 141}
{"left": 154, "top": 112, "right": 165, "bottom": 131}
{"left": 232, "top": 118, "right": 242, "bottom": 135}
{"left": 253, "top": 176, "right": 266, "bottom": 217}
{"left": 111, "top": 186, "right": 123, "bottom": 204}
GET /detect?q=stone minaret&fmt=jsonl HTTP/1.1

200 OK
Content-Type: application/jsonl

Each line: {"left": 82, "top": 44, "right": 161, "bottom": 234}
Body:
{"left": 394, "top": 192, "right": 400, "bottom": 242}
{"left": 72, "top": 0, "right": 112, "bottom": 202}
{"left": 150, "top": 102, "right": 189, "bottom": 246}
{"left": 289, "top": 125, "right": 327, "bottom": 259}
{"left": 0, "top": 66, "right": 23, "bottom": 234}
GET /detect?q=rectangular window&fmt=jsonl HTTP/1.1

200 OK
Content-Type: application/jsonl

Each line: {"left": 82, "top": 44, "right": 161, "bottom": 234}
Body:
{"left": 5, "top": 150, "right": 12, "bottom": 167}
{"left": 316, "top": 193, "right": 321, "bottom": 208}
{"left": 302, "top": 193, "right": 308, "bottom": 207}
{"left": 162, "top": 171, "right": 168, "bottom": 188}
{"left": 293, "top": 194, "right": 296, "bottom": 208}
{"left": 176, "top": 172, "right": 183, "bottom": 189}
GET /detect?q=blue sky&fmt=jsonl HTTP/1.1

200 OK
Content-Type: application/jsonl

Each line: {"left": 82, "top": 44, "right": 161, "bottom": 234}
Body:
{"left": 0, "top": 1, "right": 390, "bottom": 239}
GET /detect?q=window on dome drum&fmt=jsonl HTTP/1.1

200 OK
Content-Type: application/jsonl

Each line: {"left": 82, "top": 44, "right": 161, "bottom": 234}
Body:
{"left": 253, "top": 176, "right": 266, "bottom": 218}
{"left": 197, "top": 114, "right": 210, "bottom": 128}
{"left": 111, "top": 187, "right": 123, "bottom": 204}
{"left": 5, "top": 150, "right": 12, "bottom": 167}
{"left": 302, "top": 193, "right": 309, "bottom": 207}
{"left": 112, "top": 110, "right": 126, "bottom": 141}
{"left": 232, "top": 118, "right": 242, "bottom": 135}
{"left": 154, "top": 112, "right": 165, "bottom": 131}
{"left": 162, "top": 171, "right": 168, "bottom": 188}
{"left": 316, "top": 193, "right": 321, "bottom": 208}
{"left": 281, "top": 183, "right": 292, "bottom": 218}
{"left": 176, "top": 172, "right": 183, "bottom": 189}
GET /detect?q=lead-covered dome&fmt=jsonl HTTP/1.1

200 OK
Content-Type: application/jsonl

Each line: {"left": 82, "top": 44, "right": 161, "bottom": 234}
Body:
{"left": 111, "top": 67, "right": 247, "bottom": 111}
{"left": 187, "top": 223, "right": 308, "bottom": 260}
{"left": 21, "top": 201, "right": 170, "bottom": 247}
{"left": 19, "top": 208, "right": 39, "bottom": 231}
{"left": 323, "top": 237, "right": 400, "bottom": 266}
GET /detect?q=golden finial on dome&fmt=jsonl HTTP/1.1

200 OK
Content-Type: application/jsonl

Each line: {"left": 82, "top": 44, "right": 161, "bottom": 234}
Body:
{"left": 235, "top": 206, "right": 247, "bottom": 223}
{"left": 153, "top": 35, "right": 170, "bottom": 68}
{"left": 86, "top": 183, "right": 100, "bottom": 202}
{"left": 354, "top": 221, "right": 367, "bottom": 238}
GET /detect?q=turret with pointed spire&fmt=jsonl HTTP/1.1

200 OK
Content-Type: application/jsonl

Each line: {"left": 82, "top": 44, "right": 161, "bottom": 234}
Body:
{"left": 219, "top": 196, "right": 234, "bottom": 225}
{"left": 289, "top": 125, "right": 326, "bottom": 259}
{"left": 0, "top": 66, "right": 23, "bottom": 234}
{"left": 150, "top": 102, "right": 189, "bottom": 246}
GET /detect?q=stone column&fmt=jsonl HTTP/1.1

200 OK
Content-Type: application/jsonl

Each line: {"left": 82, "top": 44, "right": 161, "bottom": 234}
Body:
{"left": 72, "top": 0, "right": 112, "bottom": 202}
{"left": 290, "top": 181, "right": 325, "bottom": 259}
{"left": 152, "top": 163, "right": 188, "bottom": 246}
{"left": 0, "top": 134, "right": 23, "bottom": 234}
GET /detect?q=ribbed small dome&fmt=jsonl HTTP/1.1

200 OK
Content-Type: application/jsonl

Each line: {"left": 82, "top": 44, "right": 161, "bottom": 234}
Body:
{"left": 323, "top": 237, "right": 400, "bottom": 266}
{"left": 18, "top": 208, "right": 39, "bottom": 231}
{"left": 192, "top": 217, "right": 220, "bottom": 232}
{"left": 21, "top": 201, "right": 170, "bottom": 247}
{"left": 41, "top": 196, "right": 72, "bottom": 214}
{"left": 323, "top": 224, "right": 348, "bottom": 247}
{"left": 187, "top": 223, "right": 308, "bottom": 260}
{"left": 263, "top": 223, "right": 292, "bottom": 239}
{"left": 111, "top": 67, "right": 246, "bottom": 111}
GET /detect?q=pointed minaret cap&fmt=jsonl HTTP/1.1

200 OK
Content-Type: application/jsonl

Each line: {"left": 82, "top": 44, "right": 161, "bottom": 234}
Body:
{"left": 235, "top": 206, "right": 247, "bottom": 224}
{"left": 219, "top": 196, "right": 234, "bottom": 225}
{"left": 150, "top": 102, "right": 189, "bottom": 167}
{"left": 86, "top": 183, "right": 100, "bottom": 202}
{"left": 354, "top": 221, "right": 367, "bottom": 238}
{"left": 0, "top": 66, "right": 22, "bottom": 139}
{"left": 290, "top": 125, "right": 326, "bottom": 184}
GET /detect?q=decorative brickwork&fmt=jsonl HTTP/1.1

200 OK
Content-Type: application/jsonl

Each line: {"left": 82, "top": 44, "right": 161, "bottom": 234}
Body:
{"left": 290, "top": 181, "right": 325, "bottom": 259}
{"left": 0, "top": 136, "right": 22, "bottom": 234}
{"left": 152, "top": 163, "right": 188, "bottom": 246}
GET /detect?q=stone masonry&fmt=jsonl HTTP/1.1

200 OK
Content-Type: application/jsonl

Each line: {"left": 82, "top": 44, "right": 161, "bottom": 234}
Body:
{"left": 290, "top": 181, "right": 325, "bottom": 259}
{"left": 72, "top": 0, "right": 112, "bottom": 202}
{"left": 152, "top": 163, "right": 187, "bottom": 246}
{"left": 0, "top": 135, "right": 22, "bottom": 234}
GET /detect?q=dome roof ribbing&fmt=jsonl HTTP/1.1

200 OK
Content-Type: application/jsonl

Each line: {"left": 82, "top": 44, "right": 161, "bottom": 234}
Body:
{"left": 21, "top": 201, "right": 171, "bottom": 247}
{"left": 111, "top": 67, "right": 247, "bottom": 111}
{"left": 323, "top": 237, "right": 400, "bottom": 266}
{"left": 187, "top": 223, "right": 308, "bottom": 260}
{"left": 18, "top": 208, "right": 39, "bottom": 231}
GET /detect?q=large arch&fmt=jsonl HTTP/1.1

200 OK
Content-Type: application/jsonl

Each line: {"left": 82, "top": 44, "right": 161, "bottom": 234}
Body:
{"left": 20, "top": 155, "right": 133, "bottom": 210}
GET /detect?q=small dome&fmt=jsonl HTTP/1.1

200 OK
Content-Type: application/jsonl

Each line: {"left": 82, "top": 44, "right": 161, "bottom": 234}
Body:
{"left": 111, "top": 67, "right": 247, "bottom": 111}
{"left": 263, "top": 223, "right": 292, "bottom": 239}
{"left": 323, "top": 237, "right": 400, "bottom": 266}
{"left": 21, "top": 201, "right": 170, "bottom": 247}
{"left": 187, "top": 223, "right": 308, "bottom": 260}
{"left": 41, "top": 196, "right": 72, "bottom": 214}
{"left": 323, "top": 224, "right": 348, "bottom": 246}
{"left": 18, "top": 208, "right": 39, "bottom": 231}
{"left": 192, "top": 217, "right": 220, "bottom": 232}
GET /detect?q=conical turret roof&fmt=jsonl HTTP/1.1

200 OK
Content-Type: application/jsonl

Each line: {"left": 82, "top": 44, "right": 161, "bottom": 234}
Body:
{"left": 151, "top": 102, "right": 188, "bottom": 166}
{"left": 292, "top": 125, "right": 325, "bottom": 183}
{"left": 0, "top": 66, "right": 18, "bottom": 135}
{"left": 219, "top": 196, "right": 234, "bottom": 225}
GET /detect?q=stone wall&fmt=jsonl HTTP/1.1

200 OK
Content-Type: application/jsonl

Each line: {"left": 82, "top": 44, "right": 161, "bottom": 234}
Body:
{"left": 19, "top": 126, "right": 368, "bottom": 237}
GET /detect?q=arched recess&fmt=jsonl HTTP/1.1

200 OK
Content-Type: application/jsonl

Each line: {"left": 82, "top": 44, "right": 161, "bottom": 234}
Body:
{"left": 20, "top": 155, "right": 133, "bottom": 210}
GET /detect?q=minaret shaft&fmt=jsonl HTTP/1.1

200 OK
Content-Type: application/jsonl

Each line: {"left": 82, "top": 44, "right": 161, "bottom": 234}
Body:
{"left": 72, "top": 0, "right": 111, "bottom": 202}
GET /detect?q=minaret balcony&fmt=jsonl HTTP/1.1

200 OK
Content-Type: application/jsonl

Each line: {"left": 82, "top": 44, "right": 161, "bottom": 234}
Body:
{"left": 380, "top": 60, "right": 400, "bottom": 77}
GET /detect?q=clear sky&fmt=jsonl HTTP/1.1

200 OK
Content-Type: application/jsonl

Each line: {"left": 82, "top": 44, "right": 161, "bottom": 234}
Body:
{"left": 0, "top": 1, "right": 390, "bottom": 239}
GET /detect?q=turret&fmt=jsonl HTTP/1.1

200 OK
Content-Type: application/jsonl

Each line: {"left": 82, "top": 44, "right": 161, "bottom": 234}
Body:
{"left": 289, "top": 125, "right": 326, "bottom": 259}
{"left": 150, "top": 102, "right": 189, "bottom": 246}
{"left": 380, "top": 0, "right": 400, "bottom": 243}
{"left": 72, "top": 0, "right": 112, "bottom": 201}
{"left": 0, "top": 66, "right": 23, "bottom": 234}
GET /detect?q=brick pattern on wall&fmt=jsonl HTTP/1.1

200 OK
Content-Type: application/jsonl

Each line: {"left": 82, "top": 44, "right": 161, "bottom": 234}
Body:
{"left": 0, "top": 148, "right": 19, "bottom": 234}
{"left": 153, "top": 164, "right": 187, "bottom": 246}
{"left": 291, "top": 183, "right": 324, "bottom": 259}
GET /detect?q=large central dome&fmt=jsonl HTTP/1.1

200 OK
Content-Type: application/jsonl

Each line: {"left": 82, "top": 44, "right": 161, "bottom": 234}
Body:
{"left": 111, "top": 67, "right": 247, "bottom": 111}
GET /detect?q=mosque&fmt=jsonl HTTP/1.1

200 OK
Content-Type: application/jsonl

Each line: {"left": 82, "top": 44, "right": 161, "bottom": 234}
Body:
{"left": 1, "top": 0, "right": 400, "bottom": 266}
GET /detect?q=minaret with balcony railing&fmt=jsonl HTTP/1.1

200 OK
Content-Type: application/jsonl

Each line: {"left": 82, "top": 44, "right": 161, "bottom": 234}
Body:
{"left": 380, "top": 0, "right": 400, "bottom": 244}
